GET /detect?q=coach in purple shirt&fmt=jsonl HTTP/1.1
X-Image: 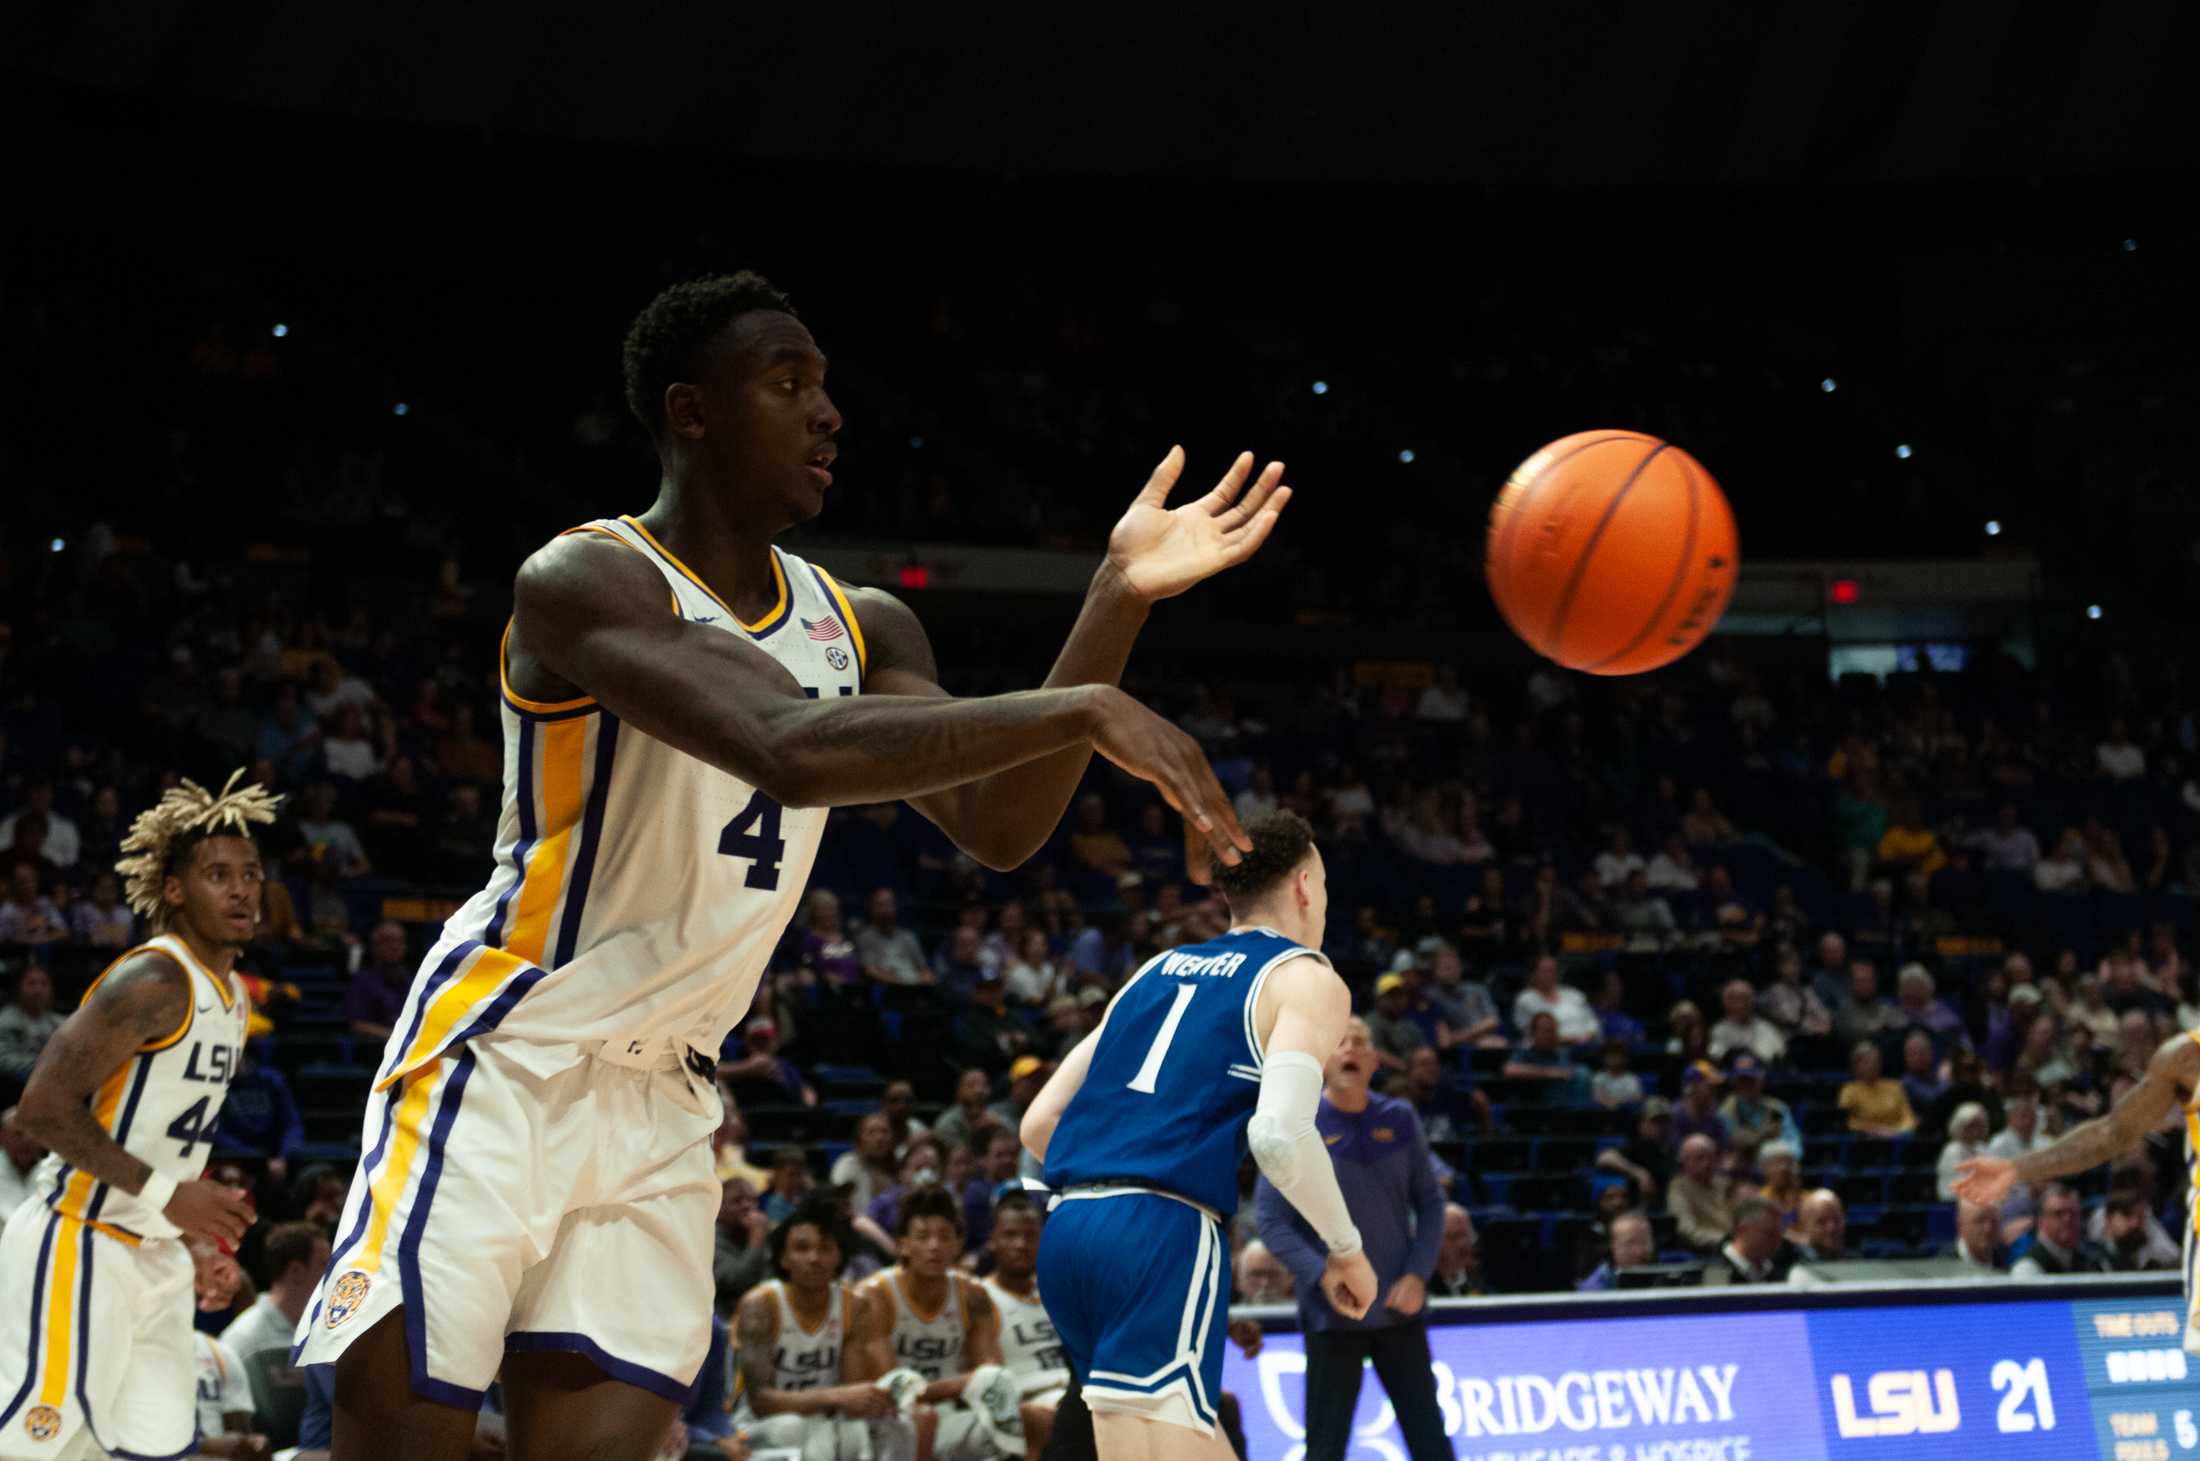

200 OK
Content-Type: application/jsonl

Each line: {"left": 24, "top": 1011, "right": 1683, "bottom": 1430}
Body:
{"left": 1256, "top": 1017, "right": 1450, "bottom": 1461}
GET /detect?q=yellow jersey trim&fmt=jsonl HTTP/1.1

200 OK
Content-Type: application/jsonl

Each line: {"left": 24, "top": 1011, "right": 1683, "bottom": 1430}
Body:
{"left": 814, "top": 567, "right": 869, "bottom": 678}
{"left": 619, "top": 515, "right": 790, "bottom": 633}
{"left": 499, "top": 622, "right": 597, "bottom": 715}
{"left": 79, "top": 941, "right": 213, "bottom": 1049}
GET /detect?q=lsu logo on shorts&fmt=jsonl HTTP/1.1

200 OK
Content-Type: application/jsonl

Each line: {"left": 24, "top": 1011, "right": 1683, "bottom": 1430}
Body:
{"left": 326, "top": 1270, "right": 372, "bottom": 1329}
{"left": 23, "top": 1405, "right": 60, "bottom": 1441}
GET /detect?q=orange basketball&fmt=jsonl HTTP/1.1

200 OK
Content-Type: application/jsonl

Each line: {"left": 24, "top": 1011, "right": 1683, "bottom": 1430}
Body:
{"left": 1485, "top": 430, "right": 1740, "bottom": 676}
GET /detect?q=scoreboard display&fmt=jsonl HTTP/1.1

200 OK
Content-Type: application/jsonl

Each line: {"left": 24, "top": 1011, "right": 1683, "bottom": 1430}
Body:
{"left": 1223, "top": 1283, "right": 2200, "bottom": 1460}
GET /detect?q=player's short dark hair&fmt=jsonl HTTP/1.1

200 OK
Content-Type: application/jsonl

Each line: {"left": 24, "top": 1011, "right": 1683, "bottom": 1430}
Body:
{"left": 770, "top": 1196, "right": 852, "bottom": 1276}
{"left": 263, "top": 1221, "right": 327, "bottom": 1282}
{"left": 1209, "top": 810, "right": 1316, "bottom": 905}
{"left": 897, "top": 1182, "right": 964, "bottom": 1237}
{"left": 991, "top": 1191, "right": 1040, "bottom": 1225}
{"left": 621, "top": 272, "right": 798, "bottom": 439}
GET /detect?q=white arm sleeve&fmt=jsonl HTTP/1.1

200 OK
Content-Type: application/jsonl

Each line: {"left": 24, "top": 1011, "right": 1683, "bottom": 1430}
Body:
{"left": 1246, "top": 1050, "right": 1362, "bottom": 1256}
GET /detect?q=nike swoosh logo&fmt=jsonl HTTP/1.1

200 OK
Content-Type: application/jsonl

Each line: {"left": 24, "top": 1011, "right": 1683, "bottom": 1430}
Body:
{"left": 693, "top": 615, "right": 719, "bottom": 624}
{"left": 197, "top": 1001, "right": 216, "bottom": 1013}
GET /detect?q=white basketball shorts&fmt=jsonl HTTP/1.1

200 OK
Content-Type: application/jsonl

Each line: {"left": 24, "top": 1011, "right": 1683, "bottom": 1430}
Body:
{"left": 291, "top": 1035, "right": 722, "bottom": 1406}
{"left": 0, "top": 1198, "right": 196, "bottom": 1461}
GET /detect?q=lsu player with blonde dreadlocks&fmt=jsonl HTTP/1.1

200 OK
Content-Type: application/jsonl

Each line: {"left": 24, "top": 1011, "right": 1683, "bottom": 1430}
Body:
{"left": 0, "top": 770, "right": 276, "bottom": 1461}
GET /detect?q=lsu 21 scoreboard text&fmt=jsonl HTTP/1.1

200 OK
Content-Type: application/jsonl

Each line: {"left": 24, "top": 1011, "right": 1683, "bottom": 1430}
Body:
{"left": 1221, "top": 1292, "right": 2200, "bottom": 1461}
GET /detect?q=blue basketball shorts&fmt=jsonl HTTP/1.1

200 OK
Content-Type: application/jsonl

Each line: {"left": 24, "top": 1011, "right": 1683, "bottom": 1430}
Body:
{"left": 1036, "top": 1188, "right": 1228, "bottom": 1436}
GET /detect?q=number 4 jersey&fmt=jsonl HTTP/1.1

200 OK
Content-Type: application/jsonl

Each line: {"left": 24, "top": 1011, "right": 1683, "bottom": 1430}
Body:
{"left": 1044, "top": 927, "right": 1330, "bottom": 1217}
{"left": 34, "top": 933, "right": 250, "bottom": 1241}
{"left": 376, "top": 517, "right": 864, "bottom": 1088}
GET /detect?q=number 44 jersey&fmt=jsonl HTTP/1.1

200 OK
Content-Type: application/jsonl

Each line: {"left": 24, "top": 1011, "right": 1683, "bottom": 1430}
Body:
{"left": 1045, "top": 928, "right": 1330, "bottom": 1218}
{"left": 378, "top": 517, "right": 865, "bottom": 1088}
{"left": 36, "top": 934, "right": 250, "bottom": 1241}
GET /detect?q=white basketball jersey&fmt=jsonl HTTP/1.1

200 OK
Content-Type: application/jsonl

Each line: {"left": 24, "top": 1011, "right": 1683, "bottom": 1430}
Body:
{"left": 376, "top": 516, "right": 865, "bottom": 1088}
{"left": 193, "top": 1333, "right": 245, "bottom": 1436}
{"left": 33, "top": 934, "right": 250, "bottom": 1241}
{"left": 765, "top": 1280, "right": 846, "bottom": 1391}
{"left": 984, "top": 1277, "right": 1065, "bottom": 1383}
{"left": 872, "top": 1269, "right": 968, "bottom": 1381}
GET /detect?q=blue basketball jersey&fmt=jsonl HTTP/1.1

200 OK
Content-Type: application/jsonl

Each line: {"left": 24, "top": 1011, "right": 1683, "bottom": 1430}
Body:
{"left": 1045, "top": 926, "right": 1327, "bottom": 1216}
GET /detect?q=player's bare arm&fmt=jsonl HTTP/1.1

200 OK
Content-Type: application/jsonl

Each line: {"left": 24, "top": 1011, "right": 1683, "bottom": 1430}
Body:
{"left": 734, "top": 1288, "right": 890, "bottom": 1419}
{"left": 1954, "top": 1032, "right": 2200, "bottom": 1208}
{"left": 1019, "top": 1027, "right": 1104, "bottom": 1163}
{"left": 15, "top": 952, "right": 252, "bottom": 1244}
{"left": 1252, "top": 957, "right": 1377, "bottom": 1320}
{"left": 858, "top": 448, "right": 1290, "bottom": 875}
{"left": 841, "top": 1281, "right": 896, "bottom": 1384}
{"left": 918, "top": 1281, "right": 1000, "bottom": 1404}
{"left": 508, "top": 533, "right": 1247, "bottom": 865}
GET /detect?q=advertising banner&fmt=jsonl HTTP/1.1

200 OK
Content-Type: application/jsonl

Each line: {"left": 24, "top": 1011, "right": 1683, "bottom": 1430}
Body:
{"left": 1219, "top": 1291, "right": 2200, "bottom": 1461}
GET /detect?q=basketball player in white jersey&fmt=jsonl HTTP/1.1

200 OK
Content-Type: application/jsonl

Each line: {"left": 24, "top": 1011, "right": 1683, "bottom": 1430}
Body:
{"left": 190, "top": 1328, "right": 270, "bottom": 1460}
{"left": 1957, "top": 1028, "right": 2200, "bottom": 1347}
{"left": 298, "top": 270, "right": 1291, "bottom": 1461}
{"left": 0, "top": 774, "right": 271, "bottom": 1460}
{"left": 849, "top": 1186, "right": 1019, "bottom": 1460}
{"left": 980, "top": 1195, "right": 1068, "bottom": 1460}
{"left": 733, "top": 1197, "right": 913, "bottom": 1461}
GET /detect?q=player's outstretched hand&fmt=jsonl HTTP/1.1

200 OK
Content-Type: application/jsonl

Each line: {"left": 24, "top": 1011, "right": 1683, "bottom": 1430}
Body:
{"left": 1950, "top": 1154, "right": 2018, "bottom": 1209}
{"left": 1103, "top": 447, "right": 1292, "bottom": 605}
{"left": 166, "top": 1177, "right": 255, "bottom": 1247}
{"left": 1320, "top": 1250, "right": 1378, "bottom": 1321}
{"left": 1087, "top": 687, "right": 1248, "bottom": 879}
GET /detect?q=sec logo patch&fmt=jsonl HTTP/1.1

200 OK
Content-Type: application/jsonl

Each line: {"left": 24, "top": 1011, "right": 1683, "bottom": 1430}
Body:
{"left": 825, "top": 646, "right": 850, "bottom": 671}
{"left": 24, "top": 1405, "right": 60, "bottom": 1440}
{"left": 326, "top": 1269, "right": 372, "bottom": 1329}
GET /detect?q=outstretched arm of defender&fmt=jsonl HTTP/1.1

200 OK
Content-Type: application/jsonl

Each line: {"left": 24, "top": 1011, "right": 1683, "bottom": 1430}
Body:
{"left": 15, "top": 952, "right": 254, "bottom": 1244}
{"left": 1954, "top": 1033, "right": 2200, "bottom": 1207}
{"left": 511, "top": 536, "right": 1246, "bottom": 865}
{"left": 1249, "top": 959, "right": 1375, "bottom": 1319}
{"left": 861, "top": 450, "right": 1289, "bottom": 874}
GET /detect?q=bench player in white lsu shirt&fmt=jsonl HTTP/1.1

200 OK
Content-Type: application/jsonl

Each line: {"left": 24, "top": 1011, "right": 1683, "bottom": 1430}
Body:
{"left": 292, "top": 269, "right": 1292, "bottom": 1461}
{"left": 0, "top": 775, "right": 270, "bottom": 1461}
{"left": 848, "top": 1187, "right": 1022, "bottom": 1460}
{"left": 980, "top": 1195, "right": 1067, "bottom": 1460}
{"left": 732, "top": 1197, "right": 913, "bottom": 1461}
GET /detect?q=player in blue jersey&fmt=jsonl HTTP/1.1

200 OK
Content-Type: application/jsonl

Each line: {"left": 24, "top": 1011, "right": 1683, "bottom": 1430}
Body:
{"left": 1021, "top": 810, "right": 1375, "bottom": 1460}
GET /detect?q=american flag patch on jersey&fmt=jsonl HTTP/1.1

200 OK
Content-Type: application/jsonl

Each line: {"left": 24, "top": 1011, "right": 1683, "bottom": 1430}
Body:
{"left": 802, "top": 615, "right": 846, "bottom": 642}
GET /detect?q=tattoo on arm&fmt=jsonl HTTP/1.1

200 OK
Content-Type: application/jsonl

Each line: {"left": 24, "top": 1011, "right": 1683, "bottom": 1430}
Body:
{"left": 18, "top": 954, "right": 190, "bottom": 1198}
{"left": 859, "top": 580, "right": 1149, "bottom": 869}
{"left": 2016, "top": 1036, "right": 2196, "bottom": 1185}
{"left": 963, "top": 1281, "right": 1002, "bottom": 1367}
{"left": 735, "top": 1293, "right": 785, "bottom": 1413}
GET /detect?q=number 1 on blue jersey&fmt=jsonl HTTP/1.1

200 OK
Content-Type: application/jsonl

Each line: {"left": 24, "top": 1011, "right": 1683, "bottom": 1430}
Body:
{"left": 1127, "top": 983, "right": 1198, "bottom": 1094}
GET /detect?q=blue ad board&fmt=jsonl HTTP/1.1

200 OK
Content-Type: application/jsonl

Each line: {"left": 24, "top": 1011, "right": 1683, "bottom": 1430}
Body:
{"left": 1220, "top": 1291, "right": 2200, "bottom": 1460}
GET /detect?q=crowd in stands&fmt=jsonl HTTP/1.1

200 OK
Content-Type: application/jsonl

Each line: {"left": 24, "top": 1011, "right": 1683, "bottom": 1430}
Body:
{"left": 6, "top": 497, "right": 2200, "bottom": 1449}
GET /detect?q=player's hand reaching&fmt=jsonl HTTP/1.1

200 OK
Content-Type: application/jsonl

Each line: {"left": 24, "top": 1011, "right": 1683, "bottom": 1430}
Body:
{"left": 1102, "top": 448, "right": 1292, "bottom": 605}
{"left": 1086, "top": 687, "right": 1249, "bottom": 879}
{"left": 165, "top": 1177, "right": 255, "bottom": 1247}
{"left": 1951, "top": 1154, "right": 2018, "bottom": 1208}
{"left": 1320, "top": 1250, "right": 1378, "bottom": 1321}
